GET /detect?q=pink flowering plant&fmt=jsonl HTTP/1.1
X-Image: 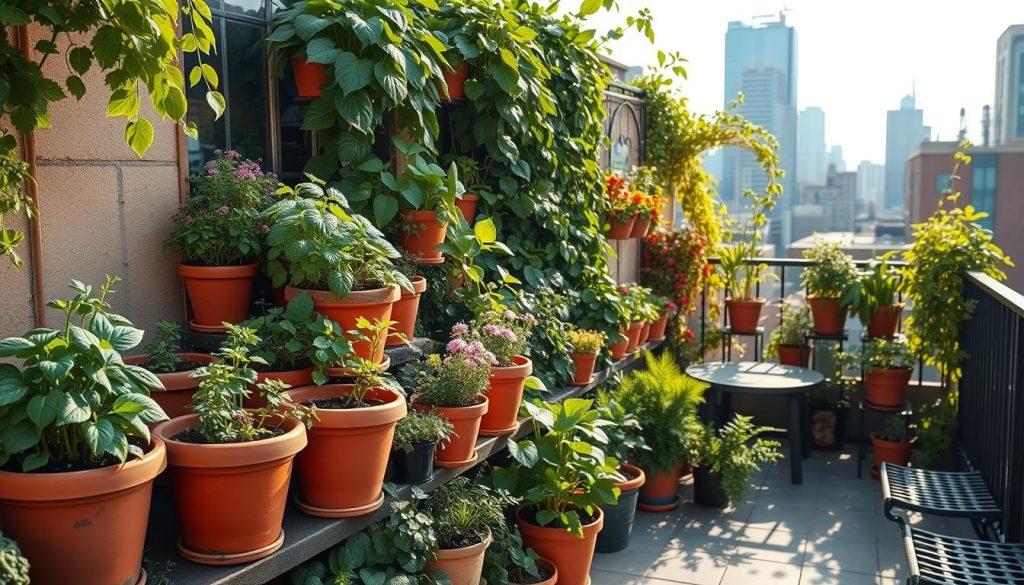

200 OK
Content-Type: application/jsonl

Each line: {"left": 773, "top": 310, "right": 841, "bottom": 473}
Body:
{"left": 413, "top": 336, "right": 496, "bottom": 408}
{"left": 458, "top": 309, "right": 536, "bottom": 367}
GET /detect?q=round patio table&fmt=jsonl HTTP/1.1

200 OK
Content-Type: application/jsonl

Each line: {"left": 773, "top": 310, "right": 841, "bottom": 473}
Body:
{"left": 685, "top": 361, "right": 824, "bottom": 485}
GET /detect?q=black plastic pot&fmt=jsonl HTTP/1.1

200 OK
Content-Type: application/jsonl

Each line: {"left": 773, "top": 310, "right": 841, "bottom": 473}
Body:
{"left": 595, "top": 483, "right": 640, "bottom": 553}
{"left": 693, "top": 467, "right": 728, "bottom": 508}
{"left": 390, "top": 441, "right": 436, "bottom": 484}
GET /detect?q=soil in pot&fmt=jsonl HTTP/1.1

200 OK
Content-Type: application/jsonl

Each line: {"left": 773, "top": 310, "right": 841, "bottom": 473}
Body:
{"left": 808, "top": 297, "right": 848, "bottom": 336}
{"left": 179, "top": 263, "right": 259, "bottom": 330}
{"left": 390, "top": 441, "right": 436, "bottom": 484}
{"left": 726, "top": 298, "right": 765, "bottom": 333}
{"left": 517, "top": 506, "right": 603, "bottom": 585}
{"left": 441, "top": 63, "right": 469, "bottom": 101}
{"left": 398, "top": 210, "right": 448, "bottom": 264}
{"left": 480, "top": 356, "right": 532, "bottom": 436}
{"left": 693, "top": 467, "right": 729, "bottom": 508}
{"left": 412, "top": 395, "right": 488, "bottom": 468}
{"left": 624, "top": 321, "right": 644, "bottom": 354}
{"left": 0, "top": 440, "right": 166, "bottom": 585}
{"left": 871, "top": 432, "right": 911, "bottom": 478}
{"left": 291, "top": 57, "right": 326, "bottom": 98}
{"left": 426, "top": 526, "right": 491, "bottom": 585}
{"left": 777, "top": 345, "right": 811, "bottom": 368}
{"left": 606, "top": 214, "right": 636, "bottom": 240}
{"left": 637, "top": 465, "right": 683, "bottom": 512}
{"left": 286, "top": 284, "right": 399, "bottom": 364}
{"left": 865, "top": 367, "right": 912, "bottom": 407}
{"left": 867, "top": 304, "right": 904, "bottom": 339}
{"left": 456, "top": 193, "right": 479, "bottom": 224}
{"left": 508, "top": 558, "right": 558, "bottom": 585}
{"left": 629, "top": 215, "right": 652, "bottom": 239}
{"left": 648, "top": 312, "right": 670, "bottom": 341}
{"left": 596, "top": 464, "right": 646, "bottom": 554}
{"left": 124, "top": 352, "right": 216, "bottom": 419}
{"left": 571, "top": 352, "right": 598, "bottom": 386}
{"left": 387, "top": 275, "right": 427, "bottom": 347}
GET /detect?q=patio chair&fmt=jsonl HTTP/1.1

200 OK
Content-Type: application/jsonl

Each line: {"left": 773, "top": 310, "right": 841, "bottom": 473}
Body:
{"left": 899, "top": 520, "right": 1024, "bottom": 585}
{"left": 880, "top": 462, "right": 1002, "bottom": 541}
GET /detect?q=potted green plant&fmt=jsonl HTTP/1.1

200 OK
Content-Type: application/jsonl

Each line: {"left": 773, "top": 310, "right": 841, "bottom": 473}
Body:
{"left": 860, "top": 338, "right": 916, "bottom": 407}
{"left": 593, "top": 390, "right": 649, "bottom": 554}
{"left": 648, "top": 297, "right": 676, "bottom": 342}
{"left": 614, "top": 351, "right": 706, "bottom": 512}
{"left": 767, "top": 303, "right": 812, "bottom": 367}
{"left": 390, "top": 410, "right": 453, "bottom": 484}
{"left": 499, "top": 398, "right": 623, "bottom": 585}
{"left": 389, "top": 152, "right": 461, "bottom": 265}
{"left": 264, "top": 181, "right": 412, "bottom": 364}
{"left": 801, "top": 239, "right": 858, "bottom": 335}
{"left": 843, "top": 255, "right": 904, "bottom": 339}
{"left": 871, "top": 415, "right": 911, "bottom": 478}
{"left": 568, "top": 328, "right": 606, "bottom": 386}
{"left": 618, "top": 283, "right": 649, "bottom": 354}
{"left": 604, "top": 172, "right": 636, "bottom": 239}
{"left": 627, "top": 166, "right": 663, "bottom": 238}
{"left": 424, "top": 478, "right": 507, "bottom": 585}
{"left": 689, "top": 415, "right": 782, "bottom": 508}
{"left": 165, "top": 151, "right": 277, "bottom": 332}
{"left": 718, "top": 240, "right": 770, "bottom": 333}
{"left": 446, "top": 155, "right": 485, "bottom": 223}
{"left": 0, "top": 530, "right": 30, "bottom": 584}
{"left": 153, "top": 325, "right": 313, "bottom": 564}
{"left": 124, "top": 321, "right": 216, "bottom": 419}
{"left": 0, "top": 277, "right": 168, "bottom": 585}
{"left": 387, "top": 253, "right": 429, "bottom": 347}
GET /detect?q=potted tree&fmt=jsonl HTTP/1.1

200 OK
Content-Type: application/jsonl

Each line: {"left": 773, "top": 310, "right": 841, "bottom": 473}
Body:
{"left": 0, "top": 277, "right": 168, "bottom": 585}
{"left": 153, "top": 325, "right": 313, "bottom": 564}
{"left": 390, "top": 410, "right": 453, "bottom": 484}
{"left": 843, "top": 255, "right": 904, "bottom": 339}
{"left": 766, "top": 303, "right": 812, "bottom": 367}
{"left": 390, "top": 153, "right": 461, "bottom": 265}
{"left": 124, "top": 321, "right": 216, "bottom": 418}
{"left": 604, "top": 172, "right": 636, "bottom": 239}
{"left": 568, "top": 328, "right": 606, "bottom": 386}
{"left": 871, "top": 416, "right": 912, "bottom": 478}
{"left": 387, "top": 253, "right": 429, "bottom": 347}
{"left": 860, "top": 339, "right": 916, "bottom": 407}
{"left": 424, "top": 478, "right": 506, "bottom": 585}
{"left": 593, "top": 390, "right": 649, "bottom": 554}
{"left": 801, "top": 239, "right": 858, "bottom": 335}
{"left": 689, "top": 415, "right": 782, "bottom": 508}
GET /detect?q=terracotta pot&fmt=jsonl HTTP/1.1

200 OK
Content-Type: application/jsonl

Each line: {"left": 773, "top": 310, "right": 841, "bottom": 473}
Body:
{"left": 776, "top": 345, "right": 811, "bottom": 368}
{"left": 866, "top": 304, "right": 904, "bottom": 339}
{"left": 606, "top": 214, "right": 636, "bottom": 240}
{"left": 871, "top": 432, "right": 911, "bottom": 478}
{"left": 153, "top": 415, "right": 307, "bottom": 565}
{"left": 456, "top": 193, "right": 480, "bottom": 224}
{"left": 648, "top": 312, "right": 670, "bottom": 341}
{"left": 412, "top": 394, "right": 488, "bottom": 468}
{"left": 245, "top": 366, "right": 316, "bottom": 409}
{"left": 285, "top": 385, "right": 406, "bottom": 517}
{"left": 398, "top": 210, "right": 448, "bottom": 265}
{"left": 0, "top": 440, "right": 166, "bottom": 585}
{"left": 808, "top": 296, "right": 848, "bottom": 335}
{"left": 124, "top": 352, "right": 216, "bottom": 419}
{"left": 387, "top": 275, "right": 427, "bottom": 347}
{"left": 517, "top": 506, "right": 603, "bottom": 585}
{"left": 629, "top": 215, "right": 652, "bottom": 239}
{"left": 286, "top": 284, "right": 399, "bottom": 364}
{"left": 292, "top": 57, "right": 326, "bottom": 98}
{"left": 725, "top": 297, "right": 765, "bottom": 333}
{"left": 426, "top": 526, "right": 492, "bottom": 585}
{"left": 639, "top": 322, "right": 652, "bottom": 345}
{"left": 480, "top": 356, "right": 533, "bottom": 436}
{"left": 441, "top": 63, "right": 469, "bottom": 101}
{"left": 609, "top": 331, "right": 628, "bottom": 360}
{"left": 864, "top": 367, "right": 912, "bottom": 407}
{"left": 179, "top": 263, "right": 259, "bottom": 331}
{"left": 509, "top": 558, "right": 558, "bottom": 585}
{"left": 571, "top": 352, "right": 598, "bottom": 386}
{"left": 637, "top": 465, "right": 683, "bottom": 512}
{"left": 624, "top": 321, "right": 644, "bottom": 354}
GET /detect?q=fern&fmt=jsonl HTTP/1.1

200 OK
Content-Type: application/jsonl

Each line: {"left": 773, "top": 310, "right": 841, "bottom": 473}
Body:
{"left": 697, "top": 415, "right": 781, "bottom": 503}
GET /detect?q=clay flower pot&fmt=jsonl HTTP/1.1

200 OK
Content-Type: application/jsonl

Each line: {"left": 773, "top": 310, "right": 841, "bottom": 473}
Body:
{"left": 637, "top": 465, "right": 683, "bottom": 512}
{"left": 629, "top": 215, "right": 652, "bottom": 239}
{"left": 725, "top": 297, "right": 765, "bottom": 333}
{"left": 864, "top": 367, "right": 912, "bottom": 407}
{"left": 387, "top": 275, "right": 427, "bottom": 347}
{"left": 509, "top": 558, "right": 558, "bottom": 585}
{"left": 398, "top": 210, "right": 448, "bottom": 265}
{"left": 776, "top": 345, "right": 811, "bottom": 368}
{"left": 456, "top": 193, "right": 480, "bottom": 224}
{"left": 571, "top": 352, "right": 598, "bottom": 386}
{"left": 871, "top": 432, "right": 911, "bottom": 478}
{"left": 624, "top": 321, "right": 644, "bottom": 354}
{"left": 179, "top": 263, "right": 259, "bottom": 332}
{"left": 517, "top": 506, "right": 604, "bottom": 585}
{"left": 245, "top": 366, "right": 316, "bottom": 409}
{"left": 480, "top": 356, "right": 533, "bottom": 436}
{"left": 595, "top": 464, "right": 646, "bottom": 553}
{"left": 639, "top": 321, "right": 652, "bottom": 345}
{"left": 0, "top": 440, "right": 166, "bottom": 585}
{"left": 285, "top": 385, "right": 406, "bottom": 518}
{"left": 867, "top": 304, "right": 904, "bottom": 339}
{"left": 441, "top": 62, "right": 469, "bottom": 101}
{"left": 808, "top": 296, "right": 848, "bottom": 335}
{"left": 123, "top": 352, "right": 216, "bottom": 419}
{"left": 609, "top": 332, "right": 628, "bottom": 361}
{"left": 648, "top": 312, "right": 670, "bottom": 342}
{"left": 286, "top": 284, "right": 399, "bottom": 364}
{"left": 292, "top": 57, "right": 326, "bottom": 98}
{"left": 693, "top": 467, "right": 729, "bottom": 508}
{"left": 426, "top": 526, "right": 492, "bottom": 585}
{"left": 153, "top": 415, "right": 307, "bottom": 565}
{"left": 412, "top": 394, "right": 488, "bottom": 468}
{"left": 606, "top": 214, "right": 636, "bottom": 240}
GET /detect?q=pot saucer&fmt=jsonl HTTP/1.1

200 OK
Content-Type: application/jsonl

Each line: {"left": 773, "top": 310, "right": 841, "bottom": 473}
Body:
{"left": 296, "top": 492, "right": 385, "bottom": 518}
{"left": 178, "top": 531, "right": 284, "bottom": 565}
{"left": 435, "top": 451, "right": 479, "bottom": 469}
{"left": 188, "top": 319, "right": 228, "bottom": 334}
{"left": 136, "top": 569, "right": 147, "bottom": 585}
{"left": 479, "top": 421, "right": 519, "bottom": 437}
{"left": 649, "top": 335, "right": 667, "bottom": 342}
{"left": 570, "top": 375, "right": 596, "bottom": 387}
{"left": 414, "top": 256, "right": 446, "bottom": 265}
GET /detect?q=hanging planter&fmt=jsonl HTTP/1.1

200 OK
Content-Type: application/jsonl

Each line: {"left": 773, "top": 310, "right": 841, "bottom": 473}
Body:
{"left": 124, "top": 352, "right": 216, "bottom": 419}
{"left": 725, "top": 297, "right": 765, "bottom": 333}
{"left": 867, "top": 304, "right": 904, "bottom": 339}
{"left": 637, "top": 465, "right": 683, "bottom": 512}
{"left": 480, "top": 356, "right": 533, "bottom": 436}
{"left": 179, "top": 263, "right": 259, "bottom": 332}
{"left": 456, "top": 193, "right": 480, "bottom": 224}
{"left": 387, "top": 275, "right": 427, "bottom": 347}
{"left": 286, "top": 285, "right": 399, "bottom": 365}
{"left": 648, "top": 312, "right": 670, "bottom": 342}
{"left": 517, "top": 507, "right": 604, "bottom": 585}
{"left": 398, "top": 210, "right": 448, "bottom": 265}
{"left": 441, "top": 62, "right": 469, "bottom": 101}
{"left": 425, "top": 526, "right": 492, "bottom": 585}
{"left": 606, "top": 214, "right": 637, "bottom": 240}
{"left": 595, "top": 464, "right": 646, "bottom": 553}
{"left": 808, "top": 296, "right": 848, "bottom": 335}
{"left": 777, "top": 345, "right": 811, "bottom": 368}
{"left": 291, "top": 57, "right": 326, "bottom": 98}
{"left": 412, "top": 395, "right": 488, "bottom": 468}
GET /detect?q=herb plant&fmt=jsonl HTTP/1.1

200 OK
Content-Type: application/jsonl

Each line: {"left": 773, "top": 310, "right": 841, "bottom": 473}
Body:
{"left": 142, "top": 321, "right": 186, "bottom": 374}
{"left": 842, "top": 255, "right": 903, "bottom": 326}
{"left": 458, "top": 309, "right": 536, "bottom": 366}
{"left": 412, "top": 343, "right": 495, "bottom": 408}
{"left": 568, "top": 329, "right": 606, "bottom": 355}
{"left": 766, "top": 303, "right": 811, "bottom": 357}
{"left": 801, "top": 239, "right": 858, "bottom": 299}
{"left": 425, "top": 477, "right": 507, "bottom": 549}
{"left": 392, "top": 411, "right": 453, "bottom": 454}
{"left": 689, "top": 415, "right": 781, "bottom": 503}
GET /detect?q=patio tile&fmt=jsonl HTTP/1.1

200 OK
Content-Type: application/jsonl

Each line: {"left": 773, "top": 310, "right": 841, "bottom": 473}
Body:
{"left": 592, "top": 541, "right": 665, "bottom": 576}
{"left": 668, "top": 521, "right": 742, "bottom": 556}
{"left": 876, "top": 541, "right": 907, "bottom": 581}
{"left": 591, "top": 569, "right": 651, "bottom": 585}
{"left": 731, "top": 525, "right": 807, "bottom": 565}
{"left": 800, "top": 566, "right": 899, "bottom": 585}
{"left": 803, "top": 535, "right": 878, "bottom": 574}
{"left": 644, "top": 549, "right": 731, "bottom": 585}
{"left": 630, "top": 510, "right": 689, "bottom": 549}
{"left": 747, "top": 502, "right": 814, "bottom": 533}
{"left": 720, "top": 558, "right": 802, "bottom": 585}
{"left": 810, "top": 508, "right": 879, "bottom": 542}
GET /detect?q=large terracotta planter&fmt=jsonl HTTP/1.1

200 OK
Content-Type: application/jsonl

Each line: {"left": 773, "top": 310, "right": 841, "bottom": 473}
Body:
{"left": 0, "top": 440, "right": 166, "bottom": 585}
{"left": 292, "top": 57, "right": 326, "bottom": 98}
{"left": 629, "top": 215, "right": 652, "bottom": 239}
{"left": 871, "top": 432, "right": 911, "bottom": 478}
{"left": 480, "top": 356, "right": 532, "bottom": 436}
{"left": 866, "top": 304, "right": 904, "bottom": 339}
{"left": 809, "top": 296, "right": 848, "bottom": 335}
{"left": 456, "top": 193, "right": 479, "bottom": 224}
{"left": 387, "top": 275, "right": 427, "bottom": 347}
{"left": 398, "top": 210, "right": 448, "bottom": 265}
{"left": 426, "top": 527, "right": 492, "bottom": 585}
{"left": 648, "top": 312, "right": 670, "bottom": 341}
{"left": 595, "top": 464, "right": 646, "bottom": 553}
{"left": 509, "top": 558, "right": 558, "bottom": 585}
{"left": 153, "top": 415, "right": 307, "bottom": 565}
{"left": 441, "top": 63, "right": 469, "bottom": 101}
{"left": 286, "top": 385, "right": 406, "bottom": 518}
{"left": 725, "top": 297, "right": 765, "bottom": 333}
{"left": 286, "top": 284, "right": 399, "bottom": 364}
{"left": 864, "top": 367, "right": 912, "bottom": 407}
{"left": 412, "top": 395, "right": 488, "bottom": 469}
{"left": 124, "top": 352, "right": 216, "bottom": 419}
{"left": 571, "top": 352, "right": 598, "bottom": 386}
{"left": 179, "top": 263, "right": 259, "bottom": 331}
{"left": 637, "top": 465, "right": 683, "bottom": 512}
{"left": 624, "top": 321, "right": 644, "bottom": 354}
{"left": 518, "top": 506, "right": 603, "bottom": 585}
{"left": 243, "top": 366, "right": 317, "bottom": 409}
{"left": 606, "top": 214, "right": 636, "bottom": 240}
{"left": 776, "top": 345, "right": 811, "bottom": 368}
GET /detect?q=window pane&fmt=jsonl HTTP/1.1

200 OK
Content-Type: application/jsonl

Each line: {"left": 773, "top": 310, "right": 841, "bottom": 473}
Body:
{"left": 225, "top": 19, "right": 270, "bottom": 162}
{"left": 223, "top": 0, "right": 267, "bottom": 19}
{"left": 185, "top": 17, "right": 226, "bottom": 175}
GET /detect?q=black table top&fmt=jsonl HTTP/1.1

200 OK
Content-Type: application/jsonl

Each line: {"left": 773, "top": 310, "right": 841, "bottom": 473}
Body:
{"left": 685, "top": 361, "right": 824, "bottom": 395}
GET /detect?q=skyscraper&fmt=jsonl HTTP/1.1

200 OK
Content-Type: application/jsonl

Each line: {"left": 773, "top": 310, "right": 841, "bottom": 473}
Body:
{"left": 883, "top": 95, "right": 931, "bottom": 214}
{"left": 827, "top": 146, "right": 847, "bottom": 173}
{"left": 797, "top": 107, "right": 826, "bottom": 187}
{"left": 856, "top": 161, "right": 885, "bottom": 214}
{"left": 994, "top": 25, "right": 1024, "bottom": 145}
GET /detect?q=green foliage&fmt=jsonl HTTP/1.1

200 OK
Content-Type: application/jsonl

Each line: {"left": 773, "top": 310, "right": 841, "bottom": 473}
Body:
{"left": 439, "top": 215, "right": 518, "bottom": 317}
{"left": 0, "top": 151, "right": 33, "bottom": 267}
{"left": 142, "top": 321, "right": 185, "bottom": 374}
{"left": 0, "top": 276, "right": 167, "bottom": 471}
{"left": 458, "top": 308, "right": 535, "bottom": 366}
{"left": 0, "top": 530, "right": 30, "bottom": 585}
{"left": 165, "top": 198, "right": 264, "bottom": 266}
{"left": 842, "top": 254, "right": 903, "bottom": 326}
{"left": 766, "top": 303, "right": 810, "bottom": 357}
{"left": 411, "top": 346, "right": 494, "bottom": 408}
{"left": 690, "top": 415, "right": 781, "bottom": 503}
{"left": 444, "top": 155, "right": 483, "bottom": 190}
{"left": 387, "top": 153, "right": 460, "bottom": 225}
{"left": 392, "top": 410, "right": 452, "bottom": 454}
{"left": 425, "top": 477, "right": 508, "bottom": 549}
{"left": 801, "top": 239, "right": 858, "bottom": 299}
{"left": 861, "top": 338, "right": 916, "bottom": 371}
{"left": 878, "top": 415, "right": 908, "bottom": 444}
{"left": 568, "top": 328, "right": 606, "bottom": 355}
{"left": 513, "top": 286, "right": 574, "bottom": 387}
{"left": 912, "top": 390, "right": 957, "bottom": 469}
{"left": 594, "top": 388, "right": 648, "bottom": 463}
{"left": 902, "top": 145, "right": 1012, "bottom": 382}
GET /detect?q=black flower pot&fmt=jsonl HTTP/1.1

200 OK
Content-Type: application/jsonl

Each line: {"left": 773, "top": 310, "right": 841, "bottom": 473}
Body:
{"left": 390, "top": 441, "right": 436, "bottom": 484}
{"left": 595, "top": 465, "right": 645, "bottom": 553}
{"left": 693, "top": 467, "right": 728, "bottom": 508}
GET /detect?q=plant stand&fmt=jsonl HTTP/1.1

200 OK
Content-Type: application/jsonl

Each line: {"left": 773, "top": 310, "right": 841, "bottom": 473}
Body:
{"left": 803, "top": 330, "right": 847, "bottom": 370}
{"left": 720, "top": 326, "right": 764, "bottom": 362}
{"left": 856, "top": 398, "right": 913, "bottom": 479}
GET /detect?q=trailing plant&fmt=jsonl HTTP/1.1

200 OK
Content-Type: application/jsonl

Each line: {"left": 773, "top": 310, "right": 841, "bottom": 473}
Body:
{"left": 618, "top": 282, "right": 657, "bottom": 323}
{"left": 485, "top": 521, "right": 542, "bottom": 585}
{"left": 0, "top": 151, "right": 33, "bottom": 267}
{"left": 425, "top": 476, "right": 508, "bottom": 549}
{"left": 457, "top": 308, "right": 536, "bottom": 366}
{"left": 142, "top": 321, "right": 186, "bottom": 374}
{"left": 604, "top": 171, "right": 633, "bottom": 222}
{"left": 594, "top": 388, "right": 648, "bottom": 464}
{"left": 0, "top": 529, "right": 30, "bottom": 585}
{"left": 766, "top": 303, "right": 811, "bottom": 357}
{"left": 842, "top": 254, "right": 903, "bottom": 325}
{"left": 568, "top": 328, "right": 606, "bottom": 355}
{"left": 689, "top": 415, "right": 781, "bottom": 503}
{"left": 801, "top": 239, "right": 858, "bottom": 299}
{"left": 642, "top": 227, "right": 710, "bottom": 346}
{"left": 392, "top": 410, "right": 453, "bottom": 454}
{"left": 412, "top": 339, "right": 495, "bottom": 408}
{"left": 0, "top": 276, "right": 167, "bottom": 471}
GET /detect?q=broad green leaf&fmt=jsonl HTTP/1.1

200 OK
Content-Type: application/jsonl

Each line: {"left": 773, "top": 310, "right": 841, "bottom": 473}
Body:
{"left": 294, "top": 14, "right": 331, "bottom": 40}
{"left": 335, "top": 91, "right": 373, "bottom": 132}
{"left": 27, "top": 391, "right": 62, "bottom": 428}
{"left": 3, "top": 421, "right": 38, "bottom": 455}
{"left": 0, "top": 6, "right": 30, "bottom": 25}
{"left": 66, "top": 75, "right": 86, "bottom": 100}
{"left": 206, "top": 91, "right": 226, "bottom": 120}
{"left": 305, "top": 37, "right": 338, "bottom": 64}
{"left": 373, "top": 194, "right": 399, "bottom": 227}
{"left": 333, "top": 52, "right": 373, "bottom": 95}
{"left": 125, "top": 119, "right": 154, "bottom": 158}
{"left": 0, "top": 378, "right": 28, "bottom": 406}
{"left": 69, "top": 46, "right": 93, "bottom": 75}
{"left": 0, "top": 337, "right": 34, "bottom": 357}
{"left": 22, "top": 452, "right": 49, "bottom": 472}
{"left": 474, "top": 218, "right": 497, "bottom": 244}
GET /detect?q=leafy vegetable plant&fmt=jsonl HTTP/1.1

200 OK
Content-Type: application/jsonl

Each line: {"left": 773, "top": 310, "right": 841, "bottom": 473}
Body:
{"left": 142, "top": 321, "right": 186, "bottom": 374}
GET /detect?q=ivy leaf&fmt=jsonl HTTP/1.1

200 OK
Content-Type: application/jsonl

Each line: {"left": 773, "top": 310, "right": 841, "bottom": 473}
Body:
{"left": 491, "top": 63, "right": 519, "bottom": 95}
{"left": 303, "top": 99, "right": 336, "bottom": 131}
{"left": 92, "top": 26, "right": 123, "bottom": 68}
{"left": 333, "top": 52, "right": 373, "bottom": 95}
{"left": 373, "top": 194, "right": 399, "bottom": 227}
{"left": 125, "top": 118, "right": 155, "bottom": 158}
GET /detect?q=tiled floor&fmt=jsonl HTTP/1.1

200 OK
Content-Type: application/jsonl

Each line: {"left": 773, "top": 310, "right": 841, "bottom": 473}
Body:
{"left": 592, "top": 443, "right": 975, "bottom": 585}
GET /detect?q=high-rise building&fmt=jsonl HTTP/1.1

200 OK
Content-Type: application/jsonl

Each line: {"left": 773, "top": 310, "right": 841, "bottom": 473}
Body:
{"left": 792, "top": 165, "right": 857, "bottom": 242}
{"left": 797, "top": 107, "right": 826, "bottom": 187}
{"left": 994, "top": 25, "right": 1024, "bottom": 145}
{"left": 827, "top": 146, "right": 847, "bottom": 172}
{"left": 856, "top": 161, "right": 885, "bottom": 215}
{"left": 884, "top": 95, "right": 931, "bottom": 214}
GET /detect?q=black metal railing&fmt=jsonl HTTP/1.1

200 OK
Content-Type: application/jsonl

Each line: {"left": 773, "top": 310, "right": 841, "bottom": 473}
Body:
{"left": 959, "top": 272, "right": 1024, "bottom": 541}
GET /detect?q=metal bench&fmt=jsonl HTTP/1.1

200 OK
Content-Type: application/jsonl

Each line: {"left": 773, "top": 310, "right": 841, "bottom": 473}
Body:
{"left": 880, "top": 463, "right": 1002, "bottom": 541}
{"left": 900, "top": 521, "right": 1024, "bottom": 585}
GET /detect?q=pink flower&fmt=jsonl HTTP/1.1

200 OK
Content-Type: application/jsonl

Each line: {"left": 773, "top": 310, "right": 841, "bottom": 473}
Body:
{"left": 619, "top": 286, "right": 628, "bottom": 295}
{"left": 522, "top": 313, "right": 537, "bottom": 325}
{"left": 226, "top": 149, "right": 240, "bottom": 159}
{"left": 207, "top": 167, "right": 219, "bottom": 175}
{"left": 500, "top": 329, "right": 518, "bottom": 342}
{"left": 185, "top": 215, "right": 194, "bottom": 223}
{"left": 483, "top": 323, "right": 500, "bottom": 336}
{"left": 451, "top": 322, "right": 469, "bottom": 337}
{"left": 667, "top": 302, "right": 679, "bottom": 312}
{"left": 503, "top": 309, "right": 516, "bottom": 320}
{"left": 230, "top": 410, "right": 251, "bottom": 425}
{"left": 218, "top": 205, "right": 230, "bottom": 214}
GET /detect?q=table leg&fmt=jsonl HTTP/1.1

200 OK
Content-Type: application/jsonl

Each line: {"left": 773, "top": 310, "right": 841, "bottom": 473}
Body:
{"left": 720, "top": 392, "right": 733, "bottom": 426}
{"left": 704, "top": 387, "right": 719, "bottom": 426}
{"left": 857, "top": 402, "right": 864, "bottom": 479}
{"left": 787, "top": 394, "right": 803, "bottom": 485}
{"left": 799, "top": 391, "right": 810, "bottom": 458}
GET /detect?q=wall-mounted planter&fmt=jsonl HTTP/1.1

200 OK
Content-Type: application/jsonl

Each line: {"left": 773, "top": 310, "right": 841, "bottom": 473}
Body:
{"left": 629, "top": 215, "right": 652, "bottom": 239}
{"left": 179, "top": 263, "right": 259, "bottom": 332}
{"left": 606, "top": 214, "right": 636, "bottom": 240}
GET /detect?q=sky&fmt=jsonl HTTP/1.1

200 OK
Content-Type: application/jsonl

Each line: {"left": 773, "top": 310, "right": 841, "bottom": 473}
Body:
{"left": 581, "top": 1, "right": 1024, "bottom": 165}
